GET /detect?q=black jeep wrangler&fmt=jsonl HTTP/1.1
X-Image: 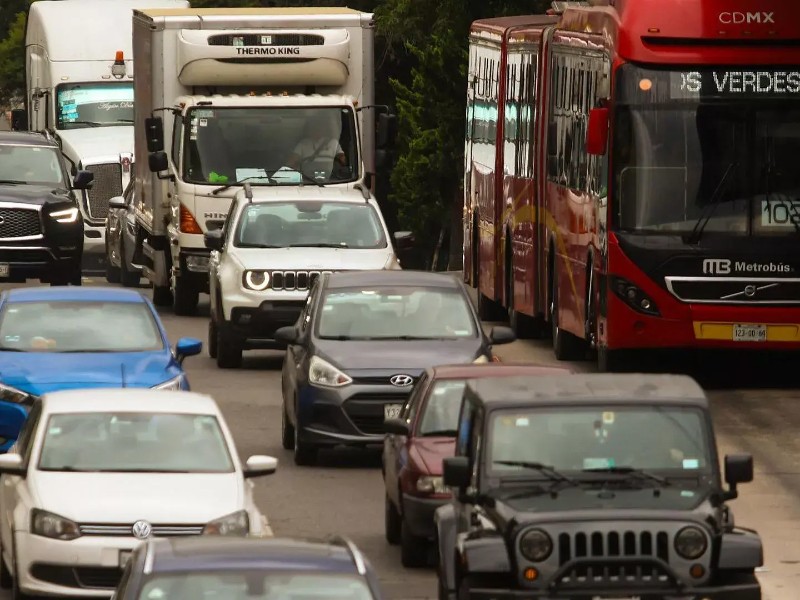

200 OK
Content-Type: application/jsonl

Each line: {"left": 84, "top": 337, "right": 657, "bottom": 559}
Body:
{"left": 435, "top": 373, "right": 762, "bottom": 600}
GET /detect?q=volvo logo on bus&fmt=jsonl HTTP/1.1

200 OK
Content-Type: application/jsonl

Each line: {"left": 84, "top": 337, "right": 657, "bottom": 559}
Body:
{"left": 719, "top": 12, "right": 774, "bottom": 24}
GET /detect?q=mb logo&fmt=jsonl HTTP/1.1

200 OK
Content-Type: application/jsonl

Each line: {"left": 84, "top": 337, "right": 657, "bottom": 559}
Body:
{"left": 703, "top": 259, "right": 731, "bottom": 275}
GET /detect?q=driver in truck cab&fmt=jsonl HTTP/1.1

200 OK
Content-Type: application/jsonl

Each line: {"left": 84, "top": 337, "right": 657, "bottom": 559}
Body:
{"left": 286, "top": 116, "right": 347, "bottom": 172}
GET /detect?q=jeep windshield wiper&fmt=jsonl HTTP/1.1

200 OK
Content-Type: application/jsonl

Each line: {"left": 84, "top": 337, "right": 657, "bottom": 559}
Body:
{"left": 686, "top": 161, "right": 736, "bottom": 244}
{"left": 0, "top": 180, "right": 27, "bottom": 185}
{"left": 494, "top": 460, "right": 578, "bottom": 484}
{"left": 66, "top": 120, "right": 102, "bottom": 127}
{"left": 236, "top": 243, "right": 286, "bottom": 249}
{"left": 583, "top": 466, "right": 670, "bottom": 486}
{"left": 287, "top": 242, "right": 348, "bottom": 248}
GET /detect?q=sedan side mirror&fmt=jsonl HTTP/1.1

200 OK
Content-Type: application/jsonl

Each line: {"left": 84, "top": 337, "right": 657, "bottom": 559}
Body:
{"left": 393, "top": 231, "right": 414, "bottom": 251}
{"left": 243, "top": 455, "right": 277, "bottom": 478}
{"left": 72, "top": 170, "right": 94, "bottom": 190}
{"left": 204, "top": 229, "right": 224, "bottom": 251}
{"left": 724, "top": 454, "right": 753, "bottom": 500}
{"left": 274, "top": 326, "right": 299, "bottom": 344}
{"left": 175, "top": 337, "right": 202, "bottom": 364}
{"left": 384, "top": 417, "right": 410, "bottom": 436}
{"left": 0, "top": 454, "right": 26, "bottom": 477}
{"left": 108, "top": 195, "right": 126, "bottom": 210}
{"left": 489, "top": 325, "right": 516, "bottom": 345}
{"left": 443, "top": 456, "right": 470, "bottom": 489}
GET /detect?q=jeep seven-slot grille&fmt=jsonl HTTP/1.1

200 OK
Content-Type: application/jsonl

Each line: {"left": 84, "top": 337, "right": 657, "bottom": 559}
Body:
{"left": 557, "top": 530, "right": 671, "bottom": 583}
{"left": 271, "top": 270, "right": 333, "bottom": 291}
{"left": 208, "top": 33, "right": 324, "bottom": 46}
{"left": 85, "top": 163, "right": 122, "bottom": 220}
{"left": 0, "top": 208, "right": 41, "bottom": 238}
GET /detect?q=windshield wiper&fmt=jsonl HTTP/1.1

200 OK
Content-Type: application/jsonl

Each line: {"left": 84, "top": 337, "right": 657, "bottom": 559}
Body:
{"left": 0, "top": 180, "right": 26, "bottom": 185}
{"left": 686, "top": 162, "right": 736, "bottom": 244}
{"left": 116, "top": 119, "right": 134, "bottom": 123}
{"left": 236, "top": 243, "right": 286, "bottom": 249}
{"left": 583, "top": 466, "right": 670, "bottom": 486}
{"left": 296, "top": 170, "right": 324, "bottom": 187}
{"left": 212, "top": 174, "right": 276, "bottom": 195}
{"left": 66, "top": 120, "right": 102, "bottom": 127}
{"left": 420, "top": 429, "right": 458, "bottom": 437}
{"left": 494, "top": 460, "right": 578, "bottom": 484}
{"left": 288, "top": 242, "right": 348, "bottom": 248}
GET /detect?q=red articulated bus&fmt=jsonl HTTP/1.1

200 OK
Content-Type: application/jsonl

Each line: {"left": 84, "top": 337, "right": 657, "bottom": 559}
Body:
{"left": 465, "top": 0, "right": 800, "bottom": 371}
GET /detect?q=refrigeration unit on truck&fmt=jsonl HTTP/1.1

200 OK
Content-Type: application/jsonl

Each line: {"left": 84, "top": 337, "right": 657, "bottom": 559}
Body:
{"left": 17, "top": 0, "right": 189, "bottom": 272}
{"left": 133, "top": 7, "right": 396, "bottom": 315}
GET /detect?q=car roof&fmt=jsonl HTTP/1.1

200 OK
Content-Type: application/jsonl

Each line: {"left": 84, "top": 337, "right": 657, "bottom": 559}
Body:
{"left": 40, "top": 389, "right": 220, "bottom": 415}
{"left": 145, "top": 536, "right": 365, "bottom": 575}
{"left": 0, "top": 131, "right": 56, "bottom": 147}
{"left": 5, "top": 286, "right": 148, "bottom": 303}
{"left": 325, "top": 270, "right": 462, "bottom": 290}
{"left": 428, "top": 363, "right": 574, "bottom": 379}
{"left": 465, "top": 373, "right": 708, "bottom": 409}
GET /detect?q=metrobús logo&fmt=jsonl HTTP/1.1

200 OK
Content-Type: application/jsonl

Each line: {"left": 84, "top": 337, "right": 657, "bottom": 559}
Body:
{"left": 702, "top": 259, "right": 793, "bottom": 275}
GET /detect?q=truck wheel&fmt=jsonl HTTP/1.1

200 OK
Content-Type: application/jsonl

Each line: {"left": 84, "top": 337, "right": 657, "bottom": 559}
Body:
{"left": 152, "top": 285, "right": 173, "bottom": 307}
{"left": 216, "top": 323, "right": 242, "bottom": 369}
{"left": 400, "top": 520, "right": 428, "bottom": 568}
{"left": 173, "top": 278, "right": 199, "bottom": 316}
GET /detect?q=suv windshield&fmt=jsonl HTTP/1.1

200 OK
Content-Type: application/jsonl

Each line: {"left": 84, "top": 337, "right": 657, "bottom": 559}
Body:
{"left": 317, "top": 287, "right": 478, "bottom": 340}
{"left": 0, "top": 301, "right": 164, "bottom": 352}
{"left": 489, "top": 405, "right": 711, "bottom": 475}
{"left": 38, "top": 413, "right": 234, "bottom": 473}
{"left": 0, "top": 145, "right": 66, "bottom": 187}
{"left": 234, "top": 202, "right": 386, "bottom": 249}
{"left": 56, "top": 82, "right": 133, "bottom": 129}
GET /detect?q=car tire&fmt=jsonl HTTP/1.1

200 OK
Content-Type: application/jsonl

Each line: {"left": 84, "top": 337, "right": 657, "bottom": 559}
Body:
{"left": 281, "top": 402, "right": 295, "bottom": 450}
{"left": 173, "top": 277, "right": 199, "bottom": 316}
{"left": 293, "top": 416, "right": 317, "bottom": 466}
{"left": 105, "top": 249, "right": 121, "bottom": 284}
{"left": 208, "top": 319, "right": 218, "bottom": 359}
{"left": 152, "top": 284, "right": 173, "bottom": 307}
{"left": 216, "top": 322, "right": 243, "bottom": 369}
{"left": 400, "top": 519, "right": 429, "bottom": 568}
{"left": 119, "top": 239, "right": 140, "bottom": 287}
{"left": 384, "top": 495, "right": 401, "bottom": 545}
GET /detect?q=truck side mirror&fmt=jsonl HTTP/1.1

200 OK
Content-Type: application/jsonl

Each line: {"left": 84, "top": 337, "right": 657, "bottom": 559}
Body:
{"left": 148, "top": 151, "right": 168, "bottom": 173}
{"left": 145, "top": 116, "right": 165, "bottom": 153}
{"left": 377, "top": 113, "right": 397, "bottom": 149}
{"left": 586, "top": 107, "right": 609, "bottom": 156}
{"left": 10, "top": 109, "right": 26, "bottom": 132}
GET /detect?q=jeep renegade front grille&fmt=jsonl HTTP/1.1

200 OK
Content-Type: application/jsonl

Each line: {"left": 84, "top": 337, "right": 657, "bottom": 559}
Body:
{"left": 270, "top": 270, "right": 334, "bottom": 291}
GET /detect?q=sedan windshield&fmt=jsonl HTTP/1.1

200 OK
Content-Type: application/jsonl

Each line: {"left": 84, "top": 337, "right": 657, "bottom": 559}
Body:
{"left": 417, "top": 380, "right": 466, "bottom": 436}
{"left": 317, "top": 287, "right": 477, "bottom": 340}
{"left": 0, "top": 145, "right": 67, "bottom": 187}
{"left": 38, "top": 413, "right": 234, "bottom": 473}
{"left": 0, "top": 301, "right": 164, "bottom": 352}
{"left": 56, "top": 82, "right": 133, "bottom": 129}
{"left": 489, "top": 405, "right": 711, "bottom": 475}
{"left": 138, "top": 572, "right": 373, "bottom": 600}
{"left": 234, "top": 202, "right": 386, "bottom": 249}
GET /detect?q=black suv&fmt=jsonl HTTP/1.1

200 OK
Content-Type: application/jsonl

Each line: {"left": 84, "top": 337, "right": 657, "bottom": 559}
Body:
{"left": 436, "top": 373, "right": 762, "bottom": 600}
{"left": 0, "top": 131, "right": 93, "bottom": 285}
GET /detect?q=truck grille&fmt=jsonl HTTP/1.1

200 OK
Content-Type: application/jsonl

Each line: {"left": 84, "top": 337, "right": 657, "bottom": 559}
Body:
{"left": 0, "top": 207, "right": 41, "bottom": 238}
{"left": 665, "top": 276, "right": 800, "bottom": 304}
{"left": 78, "top": 523, "right": 204, "bottom": 536}
{"left": 84, "top": 163, "right": 122, "bottom": 220}
{"left": 271, "top": 270, "right": 333, "bottom": 291}
{"left": 344, "top": 393, "right": 410, "bottom": 435}
{"left": 208, "top": 33, "right": 324, "bottom": 47}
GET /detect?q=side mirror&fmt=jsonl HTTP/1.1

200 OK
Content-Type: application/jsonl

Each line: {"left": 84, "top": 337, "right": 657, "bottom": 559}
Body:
{"left": 72, "top": 170, "right": 94, "bottom": 190}
{"left": 393, "top": 231, "right": 414, "bottom": 251}
{"left": 376, "top": 113, "right": 397, "bottom": 149}
{"left": 204, "top": 229, "right": 224, "bottom": 251}
{"left": 724, "top": 454, "right": 753, "bottom": 500}
{"left": 489, "top": 325, "right": 516, "bottom": 345}
{"left": 384, "top": 417, "right": 410, "bottom": 436}
{"left": 175, "top": 337, "right": 202, "bottom": 364}
{"left": 148, "top": 151, "right": 168, "bottom": 173}
{"left": 274, "top": 326, "right": 299, "bottom": 345}
{"left": 145, "top": 116, "right": 165, "bottom": 152}
{"left": 243, "top": 455, "right": 278, "bottom": 478}
{"left": 0, "top": 453, "right": 25, "bottom": 477}
{"left": 586, "top": 107, "right": 610, "bottom": 156}
{"left": 108, "top": 195, "right": 127, "bottom": 210}
{"left": 443, "top": 456, "right": 470, "bottom": 489}
{"left": 10, "top": 109, "right": 26, "bottom": 132}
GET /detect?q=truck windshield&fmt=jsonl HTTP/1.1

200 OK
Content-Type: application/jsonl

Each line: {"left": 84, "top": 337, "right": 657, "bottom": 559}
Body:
{"left": 612, "top": 63, "right": 800, "bottom": 237}
{"left": 183, "top": 106, "right": 359, "bottom": 186}
{"left": 56, "top": 82, "right": 133, "bottom": 130}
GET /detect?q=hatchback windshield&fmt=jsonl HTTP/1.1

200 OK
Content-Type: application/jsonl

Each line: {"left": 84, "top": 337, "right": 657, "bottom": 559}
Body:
{"left": 38, "top": 413, "right": 234, "bottom": 473}
{"left": 234, "top": 202, "right": 386, "bottom": 249}
{"left": 317, "top": 287, "right": 477, "bottom": 340}
{"left": 0, "top": 145, "right": 66, "bottom": 187}
{"left": 138, "top": 572, "right": 373, "bottom": 600}
{"left": 56, "top": 82, "right": 133, "bottom": 130}
{"left": 418, "top": 380, "right": 467, "bottom": 436}
{"left": 489, "top": 405, "right": 711, "bottom": 474}
{"left": 0, "top": 301, "right": 163, "bottom": 352}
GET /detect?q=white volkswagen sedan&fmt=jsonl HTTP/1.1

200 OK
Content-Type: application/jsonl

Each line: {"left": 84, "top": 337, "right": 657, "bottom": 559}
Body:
{"left": 0, "top": 389, "right": 277, "bottom": 598}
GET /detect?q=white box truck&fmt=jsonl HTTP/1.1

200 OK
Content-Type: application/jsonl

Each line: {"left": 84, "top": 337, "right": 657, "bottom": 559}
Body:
{"left": 17, "top": 0, "right": 189, "bottom": 272}
{"left": 132, "top": 7, "right": 396, "bottom": 315}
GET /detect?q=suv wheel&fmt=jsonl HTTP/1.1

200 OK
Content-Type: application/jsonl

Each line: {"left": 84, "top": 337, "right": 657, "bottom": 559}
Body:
{"left": 384, "top": 495, "right": 401, "bottom": 545}
{"left": 105, "top": 246, "right": 120, "bottom": 284}
{"left": 293, "top": 415, "right": 317, "bottom": 466}
{"left": 152, "top": 284, "right": 173, "bottom": 307}
{"left": 216, "top": 322, "right": 243, "bottom": 369}
{"left": 208, "top": 318, "right": 218, "bottom": 359}
{"left": 400, "top": 520, "right": 428, "bottom": 568}
{"left": 281, "top": 402, "right": 295, "bottom": 450}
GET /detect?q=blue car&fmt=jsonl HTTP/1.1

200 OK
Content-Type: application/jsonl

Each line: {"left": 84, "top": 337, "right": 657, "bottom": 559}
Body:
{"left": 0, "top": 286, "right": 202, "bottom": 451}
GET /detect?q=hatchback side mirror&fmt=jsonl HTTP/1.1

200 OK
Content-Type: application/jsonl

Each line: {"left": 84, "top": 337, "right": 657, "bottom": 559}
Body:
{"left": 243, "top": 455, "right": 277, "bottom": 478}
{"left": 0, "top": 454, "right": 26, "bottom": 477}
{"left": 175, "top": 337, "right": 202, "bottom": 364}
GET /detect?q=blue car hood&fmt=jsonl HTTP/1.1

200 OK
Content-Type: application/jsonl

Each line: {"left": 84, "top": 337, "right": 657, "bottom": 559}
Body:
{"left": 0, "top": 351, "right": 177, "bottom": 395}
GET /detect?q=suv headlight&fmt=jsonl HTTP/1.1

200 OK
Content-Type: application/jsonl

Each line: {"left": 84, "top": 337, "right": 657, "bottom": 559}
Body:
{"left": 674, "top": 525, "right": 707, "bottom": 559}
{"left": 308, "top": 356, "right": 352, "bottom": 387}
{"left": 31, "top": 509, "right": 81, "bottom": 541}
{"left": 152, "top": 375, "right": 183, "bottom": 391}
{"left": 243, "top": 271, "right": 270, "bottom": 291}
{"left": 0, "top": 383, "right": 36, "bottom": 405}
{"left": 519, "top": 529, "right": 553, "bottom": 562}
{"left": 50, "top": 207, "right": 79, "bottom": 223}
{"left": 203, "top": 510, "right": 249, "bottom": 536}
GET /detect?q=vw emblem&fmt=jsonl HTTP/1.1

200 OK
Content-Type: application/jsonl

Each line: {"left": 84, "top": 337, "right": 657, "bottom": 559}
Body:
{"left": 744, "top": 285, "right": 756, "bottom": 298}
{"left": 131, "top": 520, "right": 152, "bottom": 540}
{"left": 390, "top": 374, "right": 413, "bottom": 387}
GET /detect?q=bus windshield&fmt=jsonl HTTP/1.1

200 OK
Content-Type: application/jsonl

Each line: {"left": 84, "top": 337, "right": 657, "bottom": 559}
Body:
{"left": 612, "top": 64, "right": 800, "bottom": 238}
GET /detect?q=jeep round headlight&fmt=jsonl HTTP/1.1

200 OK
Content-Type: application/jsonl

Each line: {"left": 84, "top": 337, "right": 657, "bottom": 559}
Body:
{"left": 519, "top": 529, "right": 552, "bottom": 562}
{"left": 674, "top": 526, "right": 707, "bottom": 560}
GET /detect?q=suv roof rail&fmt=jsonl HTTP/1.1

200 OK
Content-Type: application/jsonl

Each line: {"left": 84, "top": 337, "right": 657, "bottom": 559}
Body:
{"left": 327, "top": 535, "right": 366, "bottom": 575}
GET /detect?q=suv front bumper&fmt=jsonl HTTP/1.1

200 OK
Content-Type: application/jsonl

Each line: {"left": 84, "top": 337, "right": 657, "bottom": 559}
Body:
{"left": 465, "top": 581, "right": 760, "bottom": 599}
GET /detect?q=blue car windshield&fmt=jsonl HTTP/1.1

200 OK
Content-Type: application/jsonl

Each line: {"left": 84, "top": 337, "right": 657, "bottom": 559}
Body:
{"left": 0, "top": 301, "right": 164, "bottom": 352}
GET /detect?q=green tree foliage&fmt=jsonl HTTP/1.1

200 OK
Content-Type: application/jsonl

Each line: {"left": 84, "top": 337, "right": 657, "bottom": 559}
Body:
{"left": 0, "top": 1, "right": 29, "bottom": 105}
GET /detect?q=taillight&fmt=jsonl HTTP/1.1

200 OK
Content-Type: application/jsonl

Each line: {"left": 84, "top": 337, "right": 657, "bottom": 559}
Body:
{"left": 179, "top": 204, "right": 202, "bottom": 234}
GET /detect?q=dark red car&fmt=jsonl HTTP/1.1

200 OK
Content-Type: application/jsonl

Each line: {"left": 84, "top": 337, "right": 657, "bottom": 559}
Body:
{"left": 381, "top": 362, "right": 574, "bottom": 567}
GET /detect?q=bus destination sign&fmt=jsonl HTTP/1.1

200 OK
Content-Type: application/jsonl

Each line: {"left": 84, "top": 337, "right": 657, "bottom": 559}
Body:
{"left": 671, "top": 69, "right": 800, "bottom": 99}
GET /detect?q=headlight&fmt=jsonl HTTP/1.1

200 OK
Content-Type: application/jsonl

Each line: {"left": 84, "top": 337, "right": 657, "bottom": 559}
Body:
{"left": 519, "top": 529, "right": 552, "bottom": 562}
{"left": 473, "top": 355, "right": 489, "bottom": 364}
{"left": 31, "top": 509, "right": 81, "bottom": 541}
{"left": 49, "top": 207, "right": 79, "bottom": 223}
{"left": 416, "top": 476, "right": 448, "bottom": 495}
{"left": 152, "top": 375, "right": 183, "bottom": 391}
{"left": 0, "top": 383, "right": 36, "bottom": 405}
{"left": 674, "top": 526, "right": 707, "bottom": 559}
{"left": 203, "top": 510, "right": 249, "bottom": 536}
{"left": 243, "top": 270, "right": 270, "bottom": 291}
{"left": 308, "top": 355, "right": 352, "bottom": 387}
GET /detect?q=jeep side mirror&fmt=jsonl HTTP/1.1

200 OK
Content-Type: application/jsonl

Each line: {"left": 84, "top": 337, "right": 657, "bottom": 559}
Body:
{"left": 10, "top": 109, "right": 27, "bottom": 132}
{"left": 724, "top": 454, "right": 753, "bottom": 500}
{"left": 145, "top": 116, "right": 165, "bottom": 152}
{"left": 443, "top": 456, "right": 470, "bottom": 489}
{"left": 148, "top": 151, "right": 168, "bottom": 173}
{"left": 72, "top": 170, "right": 94, "bottom": 190}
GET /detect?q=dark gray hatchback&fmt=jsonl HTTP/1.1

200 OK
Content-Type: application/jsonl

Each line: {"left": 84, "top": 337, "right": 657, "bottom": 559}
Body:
{"left": 276, "top": 270, "right": 515, "bottom": 466}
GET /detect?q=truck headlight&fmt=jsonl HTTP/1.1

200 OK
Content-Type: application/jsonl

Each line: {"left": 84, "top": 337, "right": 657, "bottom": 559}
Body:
{"left": 519, "top": 529, "right": 552, "bottom": 562}
{"left": 675, "top": 526, "right": 707, "bottom": 559}
{"left": 49, "top": 207, "right": 79, "bottom": 223}
{"left": 31, "top": 509, "right": 81, "bottom": 541}
{"left": 152, "top": 375, "right": 183, "bottom": 391}
{"left": 308, "top": 356, "right": 352, "bottom": 387}
{"left": 243, "top": 270, "right": 270, "bottom": 291}
{"left": 203, "top": 510, "right": 249, "bottom": 536}
{"left": 0, "top": 383, "right": 36, "bottom": 405}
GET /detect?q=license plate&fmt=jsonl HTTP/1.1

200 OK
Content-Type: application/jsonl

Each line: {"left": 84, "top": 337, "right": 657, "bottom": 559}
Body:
{"left": 0, "top": 264, "right": 8, "bottom": 278}
{"left": 119, "top": 550, "right": 132, "bottom": 568}
{"left": 384, "top": 404, "right": 402, "bottom": 420}
{"left": 733, "top": 324, "right": 766, "bottom": 342}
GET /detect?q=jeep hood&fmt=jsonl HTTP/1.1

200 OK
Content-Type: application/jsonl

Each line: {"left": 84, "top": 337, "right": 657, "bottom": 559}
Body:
{"left": 232, "top": 247, "right": 393, "bottom": 271}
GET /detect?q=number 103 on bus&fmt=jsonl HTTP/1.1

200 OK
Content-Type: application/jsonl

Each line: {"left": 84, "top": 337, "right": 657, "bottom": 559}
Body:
{"left": 762, "top": 199, "right": 800, "bottom": 227}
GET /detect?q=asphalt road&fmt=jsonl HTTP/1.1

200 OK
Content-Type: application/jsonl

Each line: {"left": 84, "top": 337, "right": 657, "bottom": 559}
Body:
{"left": 2, "top": 275, "right": 800, "bottom": 600}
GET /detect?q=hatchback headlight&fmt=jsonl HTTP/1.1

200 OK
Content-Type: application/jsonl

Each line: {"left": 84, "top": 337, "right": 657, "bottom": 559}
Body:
{"left": 519, "top": 528, "right": 552, "bottom": 562}
{"left": 243, "top": 271, "right": 270, "bottom": 291}
{"left": 203, "top": 510, "right": 250, "bottom": 536}
{"left": 31, "top": 509, "right": 81, "bottom": 541}
{"left": 675, "top": 525, "right": 707, "bottom": 559}
{"left": 152, "top": 375, "right": 183, "bottom": 391}
{"left": 473, "top": 355, "right": 489, "bottom": 364}
{"left": 0, "top": 383, "right": 36, "bottom": 405}
{"left": 308, "top": 356, "right": 352, "bottom": 387}
{"left": 50, "top": 207, "right": 79, "bottom": 223}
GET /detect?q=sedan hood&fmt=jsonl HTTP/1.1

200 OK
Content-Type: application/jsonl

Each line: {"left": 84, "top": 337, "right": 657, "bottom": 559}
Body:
{"left": 317, "top": 339, "right": 484, "bottom": 370}
{"left": 57, "top": 127, "right": 133, "bottom": 164}
{"left": 233, "top": 247, "right": 392, "bottom": 270}
{"left": 33, "top": 472, "right": 242, "bottom": 523}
